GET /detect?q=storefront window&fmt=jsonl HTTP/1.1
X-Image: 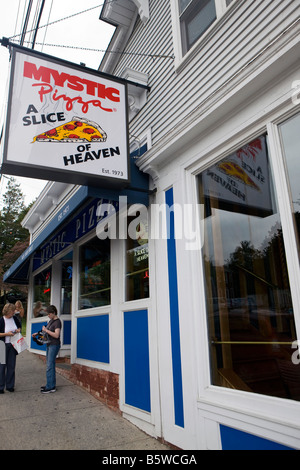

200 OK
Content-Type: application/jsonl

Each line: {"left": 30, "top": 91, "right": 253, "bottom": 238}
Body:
{"left": 198, "top": 134, "right": 300, "bottom": 400}
{"left": 33, "top": 268, "right": 51, "bottom": 317}
{"left": 279, "top": 113, "right": 300, "bottom": 257}
{"left": 79, "top": 237, "right": 110, "bottom": 309}
{"left": 125, "top": 216, "right": 149, "bottom": 301}
{"left": 61, "top": 252, "right": 73, "bottom": 315}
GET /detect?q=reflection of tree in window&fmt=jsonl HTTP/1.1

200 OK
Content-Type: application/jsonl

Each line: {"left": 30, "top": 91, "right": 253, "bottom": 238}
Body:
{"left": 279, "top": 113, "right": 300, "bottom": 256}
{"left": 79, "top": 238, "right": 110, "bottom": 309}
{"left": 199, "top": 134, "right": 300, "bottom": 401}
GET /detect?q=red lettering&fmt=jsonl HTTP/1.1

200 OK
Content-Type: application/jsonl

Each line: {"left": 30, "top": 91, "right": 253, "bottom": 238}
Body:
{"left": 32, "top": 83, "right": 53, "bottom": 102}
{"left": 23, "top": 61, "right": 121, "bottom": 103}
{"left": 50, "top": 70, "right": 69, "bottom": 87}
{"left": 67, "top": 75, "right": 85, "bottom": 92}
{"left": 105, "top": 87, "right": 120, "bottom": 102}
{"left": 80, "top": 79, "right": 98, "bottom": 96}
{"left": 23, "top": 62, "right": 51, "bottom": 82}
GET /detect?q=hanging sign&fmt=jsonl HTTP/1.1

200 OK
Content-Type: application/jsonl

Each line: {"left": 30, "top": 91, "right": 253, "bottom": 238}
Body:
{"left": 1, "top": 45, "right": 129, "bottom": 188}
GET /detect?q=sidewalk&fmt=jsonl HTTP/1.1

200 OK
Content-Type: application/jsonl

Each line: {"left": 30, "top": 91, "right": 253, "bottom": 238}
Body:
{"left": 0, "top": 349, "right": 170, "bottom": 451}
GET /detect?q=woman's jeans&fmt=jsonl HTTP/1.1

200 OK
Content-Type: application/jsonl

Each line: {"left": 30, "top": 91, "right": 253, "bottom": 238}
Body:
{"left": 46, "top": 344, "right": 60, "bottom": 389}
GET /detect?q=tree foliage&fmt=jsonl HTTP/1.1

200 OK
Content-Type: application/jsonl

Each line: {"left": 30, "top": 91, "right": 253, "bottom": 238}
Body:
{"left": 0, "top": 177, "right": 31, "bottom": 292}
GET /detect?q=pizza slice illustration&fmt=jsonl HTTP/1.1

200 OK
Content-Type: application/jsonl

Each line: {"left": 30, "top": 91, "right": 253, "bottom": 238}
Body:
{"left": 218, "top": 161, "right": 260, "bottom": 191}
{"left": 33, "top": 117, "right": 107, "bottom": 143}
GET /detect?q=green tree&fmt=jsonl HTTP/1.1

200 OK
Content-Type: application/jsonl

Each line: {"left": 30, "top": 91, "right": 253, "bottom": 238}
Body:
{"left": 0, "top": 177, "right": 29, "bottom": 261}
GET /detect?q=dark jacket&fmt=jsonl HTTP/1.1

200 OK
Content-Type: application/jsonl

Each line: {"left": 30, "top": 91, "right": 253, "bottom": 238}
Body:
{"left": 0, "top": 315, "right": 21, "bottom": 343}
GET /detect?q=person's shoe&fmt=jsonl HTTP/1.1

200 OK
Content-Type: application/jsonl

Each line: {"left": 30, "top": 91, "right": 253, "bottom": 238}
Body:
{"left": 40, "top": 386, "right": 46, "bottom": 390}
{"left": 0, "top": 390, "right": 4, "bottom": 394}
{"left": 6, "top": 388, "right": 14, "bottom": 392}
{"left": 41, "top": 387, "right": 56, "bottom": 394}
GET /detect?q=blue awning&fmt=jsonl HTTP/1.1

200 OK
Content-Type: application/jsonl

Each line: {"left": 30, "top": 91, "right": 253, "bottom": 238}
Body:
{"left": 3, "top": 154, "right": 149, "bottom": 284}
{"left": 3, "top": 185, "right": 90, "bottom": 284}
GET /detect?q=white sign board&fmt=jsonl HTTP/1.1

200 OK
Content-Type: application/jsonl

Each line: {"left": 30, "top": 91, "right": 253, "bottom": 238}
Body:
{"left": 2, "top": 47, "right": 129, "bottom": 187}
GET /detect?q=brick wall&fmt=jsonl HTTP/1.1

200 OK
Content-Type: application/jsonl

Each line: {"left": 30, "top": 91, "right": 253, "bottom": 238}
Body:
{"left": 42, "top": 355, "right": 120, "bottom": 412}
{"left": 70, "top": 364, "right": 120, "bottom": 411}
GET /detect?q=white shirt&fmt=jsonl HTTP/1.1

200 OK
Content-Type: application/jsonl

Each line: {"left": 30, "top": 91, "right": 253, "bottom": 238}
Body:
{"left": 4, "top": 317, "right": 17, "bottom": 343}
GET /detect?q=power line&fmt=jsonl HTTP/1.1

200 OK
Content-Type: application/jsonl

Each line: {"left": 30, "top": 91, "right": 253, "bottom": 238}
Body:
{"left": 7, "top": 1, "right": 174, "bottom": 61}
{"left": 8, "top": 2, "right": 106, "bottom": 41}
{"left": 16, "top": 40, "right": 175, "bottom": 60}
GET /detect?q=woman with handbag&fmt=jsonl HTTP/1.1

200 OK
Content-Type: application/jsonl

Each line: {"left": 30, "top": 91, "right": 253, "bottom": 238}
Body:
{"left": 33, "top": 305, "right": 61, "bottom": 394}
{"left": 0, "top": 303, "right": 21, "bottom": 393}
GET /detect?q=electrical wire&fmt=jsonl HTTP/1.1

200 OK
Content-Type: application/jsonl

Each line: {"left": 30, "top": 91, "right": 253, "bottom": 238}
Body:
{"left": 8, "top": 2, "right": 107, "bottom": 40}
{"left": 6, "top": 1, "right": 174, "bottom": 61}
{"left": 40, "top": 0, "right": 53, "bottom": 52}
{"left": 13, "top": 0, "right": 22, "bottom": 40}
{"left": 18, "top": 40, "right": 175, "bottom": 60}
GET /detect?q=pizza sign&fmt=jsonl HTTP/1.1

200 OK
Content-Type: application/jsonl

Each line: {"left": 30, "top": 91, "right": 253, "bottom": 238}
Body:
{"left": 1, "top": 46, "right": 129, "bottom": 188}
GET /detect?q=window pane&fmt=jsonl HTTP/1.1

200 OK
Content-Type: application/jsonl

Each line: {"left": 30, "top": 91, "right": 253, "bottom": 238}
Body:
{"left": 125, "top": 216, "right": 149, "bottom": 301}
{"left": 33, "top": 268, "right": 51, "bottom": 317}
{"left": 279, "top": 113, "right": 300, "bottom": 256}
{"left": 79, "top": 237, "right": 110, "bottom": 309}
{"left": 179, "top": 0, "right": 192, "bottom": 14}
{"left": 180, "top": 0, "right": 216, "bottom": 54}
{"left": 198, "top": 134, "right": 300, "bottom": 400}
{"left": 61, "top": 255, "right": 72, "bottom": 314}
{"left": 187, "top": 1, "right": 216, "bottom": 47}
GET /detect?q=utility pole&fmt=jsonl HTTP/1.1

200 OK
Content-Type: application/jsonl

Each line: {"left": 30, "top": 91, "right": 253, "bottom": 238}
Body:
{"left": 20, "top": 0, "right": 33, "bottom": 46}
{"left": 31, "top": 0, "right": 46, "bottom": 49}
{"left": 20, "top": 0, "right": 46, "bottom": 49}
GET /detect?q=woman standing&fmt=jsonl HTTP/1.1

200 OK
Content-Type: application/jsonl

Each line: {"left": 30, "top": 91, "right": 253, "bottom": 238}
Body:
{"left": 15, "top": 300, "right": 25, "bottom": 326}
{"left": 0, "top": 303, "right": 21, "bottom": 393}
{"left": 33, "top": 305, "right": 61, "bottom": 394}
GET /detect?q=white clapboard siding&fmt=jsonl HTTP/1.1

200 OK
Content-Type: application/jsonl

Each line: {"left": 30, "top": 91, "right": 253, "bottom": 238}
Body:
{"left": 112, "top": 0, "right": 299, "bottom": 151}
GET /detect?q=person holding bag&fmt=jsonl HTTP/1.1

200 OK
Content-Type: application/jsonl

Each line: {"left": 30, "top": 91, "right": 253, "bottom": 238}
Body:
{"left": 0, "top": 303, "right": 21, "bottom": 393}
{"left": 33, "top": 305, "right": 61, "bottom": 394}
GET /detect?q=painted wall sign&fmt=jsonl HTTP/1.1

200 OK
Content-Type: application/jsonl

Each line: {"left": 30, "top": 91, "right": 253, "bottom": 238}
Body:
{"left": 1, "top": 46, "right": 129, "bottom": 188}
{"left": 33, "top": 197, "right": 119, "bottom": 270}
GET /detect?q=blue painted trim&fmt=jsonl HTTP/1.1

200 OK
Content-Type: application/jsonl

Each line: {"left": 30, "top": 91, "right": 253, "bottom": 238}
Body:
{"left": 30, "top": 321, "right": 48, "bottom": 351}
{"left": 220, "top": 425, "right": 295, "bottom": 450}
{"left": 165, "top": 188, "right": 184, "bottom": 428}
{"left": 62, "top": 320, "right": 71, "bottom": 345}
{"left": 77, "top": 315, "right": 109, "bottom": 363}
{"left": 124, "top": 309, "right": 151, "bottom": 412}
{"left": 3, "top": 185, "right": 89, "bottom": 284}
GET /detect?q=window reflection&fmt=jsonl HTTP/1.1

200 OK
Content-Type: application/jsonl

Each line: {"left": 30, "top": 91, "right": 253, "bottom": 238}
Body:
{"left": 279, "top": 113, "right": 300, "bottom": 257}
{"left": 79, "top": 238, "right": 110, "bottom": 309}
{"left": 33, "top": 268, "right": 51, "bottom": 318}
{"left": 198, "top": 134, "right": 300, "bottom": 400}
{"left": 61, "top": 252, "right": 73, "bottom": 315}
{"left": 125, "top": 216, "right": 149, "bottom": 301}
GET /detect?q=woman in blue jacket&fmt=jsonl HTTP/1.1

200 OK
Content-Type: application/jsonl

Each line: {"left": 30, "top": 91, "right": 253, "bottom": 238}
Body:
{"left": 0, "top": 303, "right": 21, "bottom": 393}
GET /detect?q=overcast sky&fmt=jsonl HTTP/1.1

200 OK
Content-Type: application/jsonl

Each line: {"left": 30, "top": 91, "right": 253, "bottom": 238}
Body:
{"left": 0, "top": 0, "right": 114, "bottom": 206}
